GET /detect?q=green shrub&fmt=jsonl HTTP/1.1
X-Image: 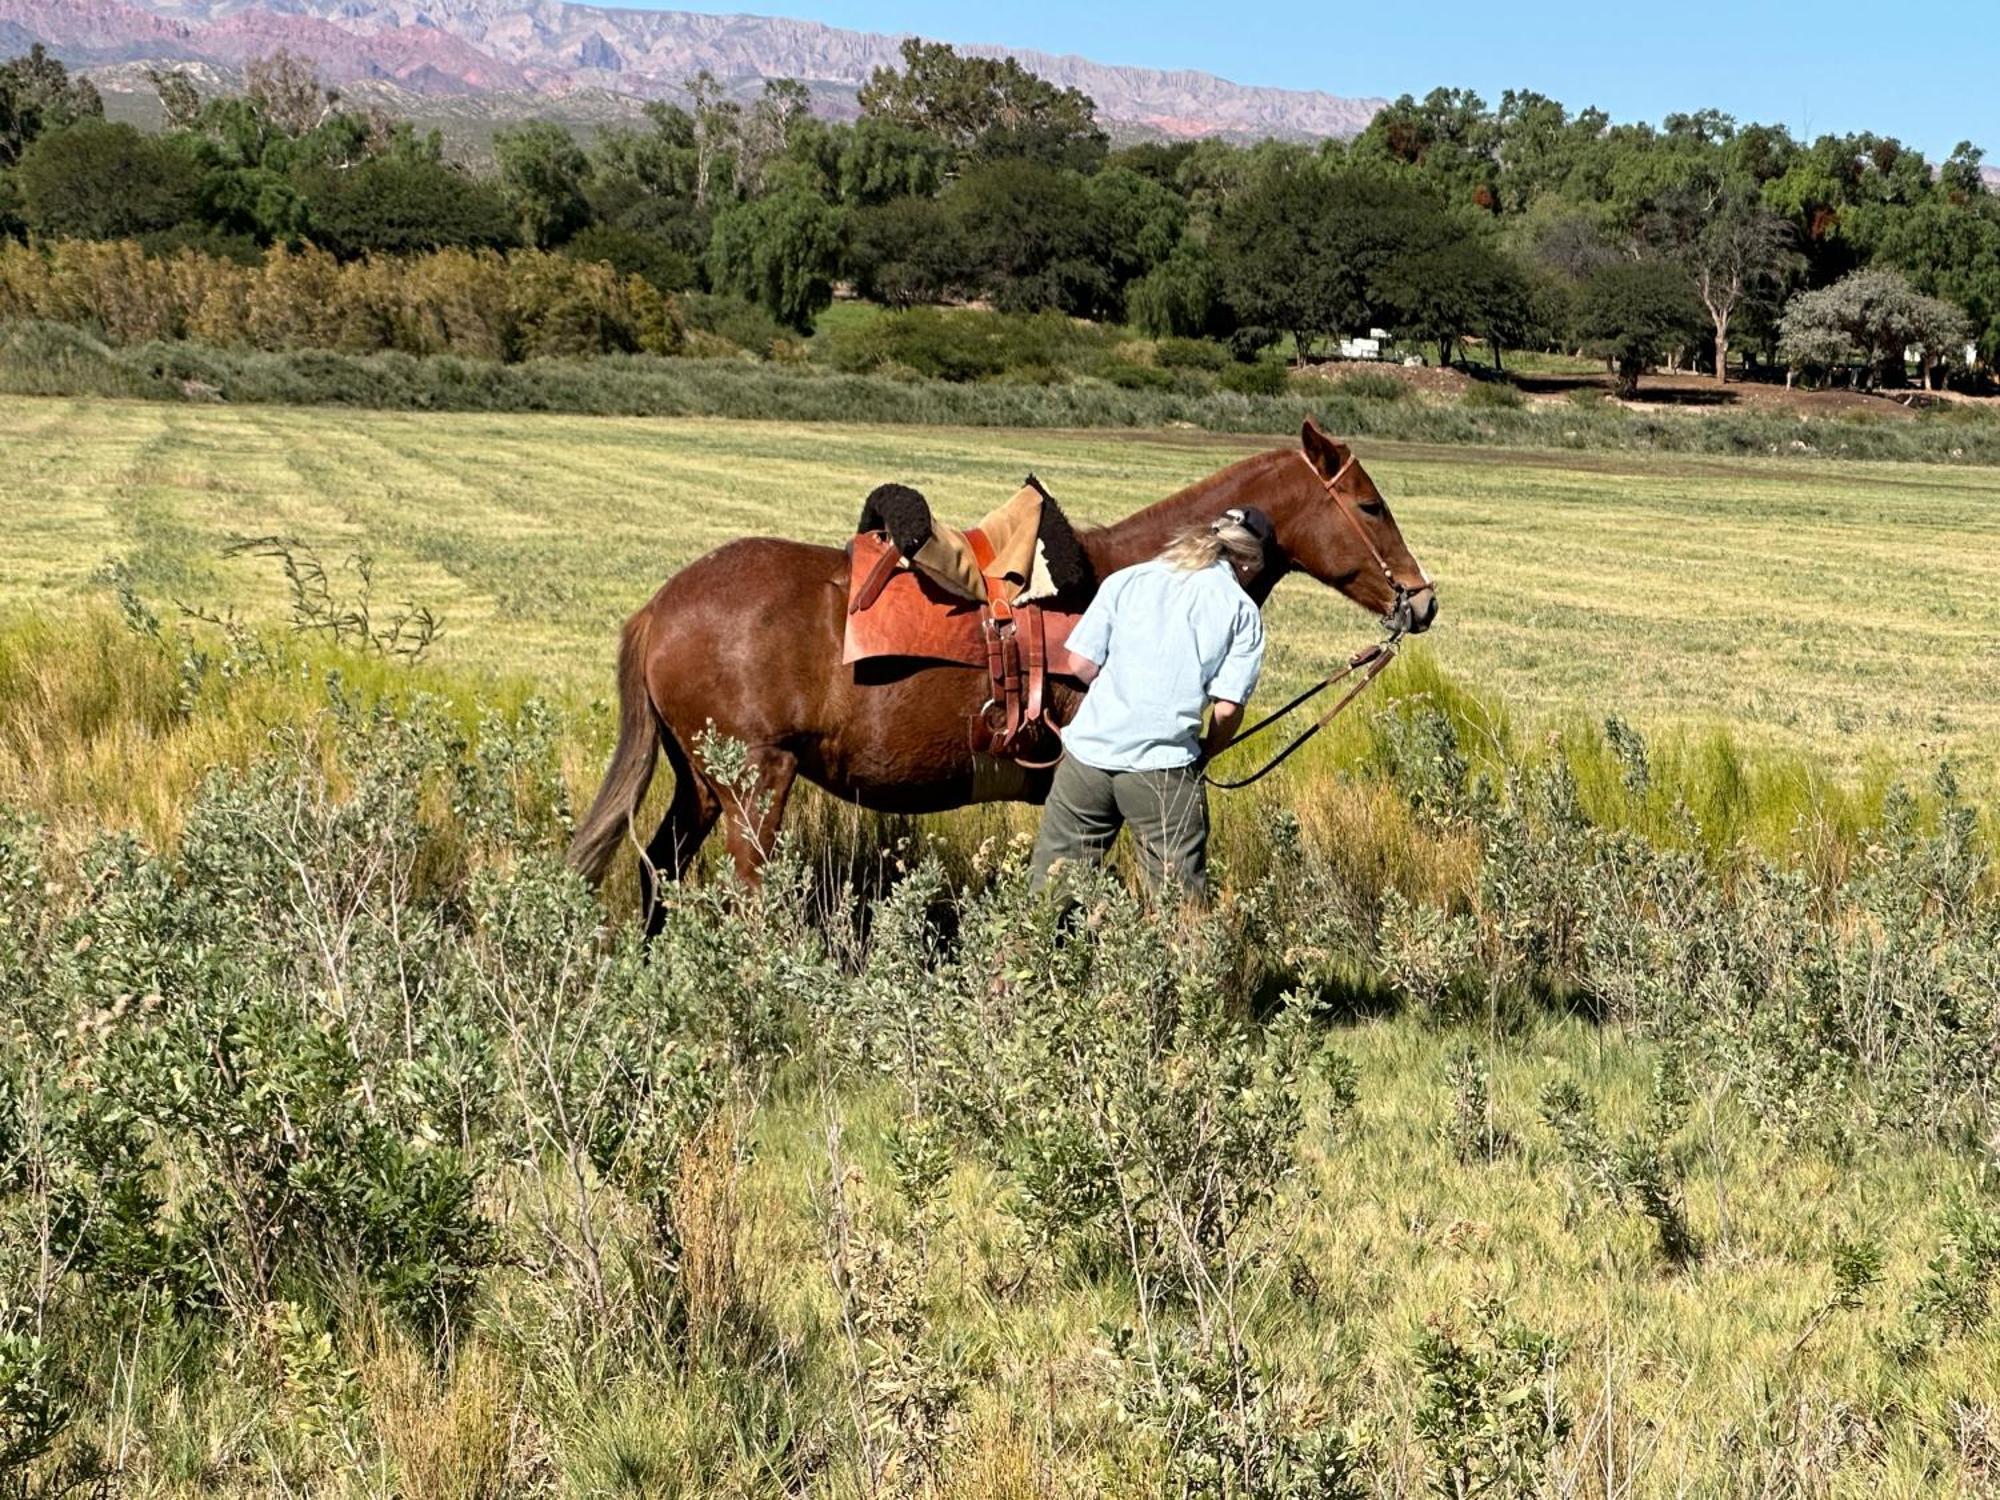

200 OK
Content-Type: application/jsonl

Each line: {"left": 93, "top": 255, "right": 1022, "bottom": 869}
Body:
{"left": 1153, "top": 335, "right": 1229, "bottom": 371}
{"left": 682, "top": 292, "right": 789, "bottom": 358}
{"left": 817, "top": 305, "right": 1006, "bottom": 382}
{"left": 0, "top": 241, "right": 681, "bottom": 360}
{"left": 562, "top": 223, "right": 699, "bottom": 295}
{"left": 1221, "top": 359, "right": 1290, "bottom": 396}
{"left": 1332, "top": 369, "right": 1408, "bottom": 402}
{"left": 6, "top": 323, "right": 2000, "bottom": 465}
{"left": 1462, "top": 378, "right": 1526, "bottom": 409}
{"left": 1415, "top": 1296, "right": 1570, "bottom": 1499}
{"left": 1104, "top": 360, "right": 1174, "bottom": 391}
{"left": 7, "top": 598, "right": 2000, "bottom": 1494}
{"left": 815, "top": 306, "right": 1122, "bottom": 384}
{"left": 1227, "top": 325, "right": 1280, "bottom": 362}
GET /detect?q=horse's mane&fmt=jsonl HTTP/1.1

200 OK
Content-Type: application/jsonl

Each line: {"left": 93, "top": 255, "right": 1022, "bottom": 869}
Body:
{"left": 1078, "top": 445, "right": 1291, "bottom": 538}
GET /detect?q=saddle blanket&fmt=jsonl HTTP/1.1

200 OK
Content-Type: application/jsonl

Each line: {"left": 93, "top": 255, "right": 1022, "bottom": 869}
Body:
{"left": 842, "top": 531, "right": 1089, "bottom": 674}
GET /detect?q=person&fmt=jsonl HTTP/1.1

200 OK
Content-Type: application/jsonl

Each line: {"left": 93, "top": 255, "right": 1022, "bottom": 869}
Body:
{"left": 1029, "top": 506, "right": 1271, "bottom": 904}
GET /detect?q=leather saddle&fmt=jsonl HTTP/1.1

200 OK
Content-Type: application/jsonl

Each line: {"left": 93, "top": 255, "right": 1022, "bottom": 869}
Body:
{"left": 843, "top": 478, "right": 1096, "bottom": 763}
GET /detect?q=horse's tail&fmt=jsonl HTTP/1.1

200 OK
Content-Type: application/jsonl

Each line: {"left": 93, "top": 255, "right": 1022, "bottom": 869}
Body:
{"left": 567, "top": 605, "right": 661, "bottom": 886}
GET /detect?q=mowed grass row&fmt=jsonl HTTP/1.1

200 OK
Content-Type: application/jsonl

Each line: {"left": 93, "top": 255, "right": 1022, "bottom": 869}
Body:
{"left": 8, "top": 395, "right": 2000, "bottom": 788}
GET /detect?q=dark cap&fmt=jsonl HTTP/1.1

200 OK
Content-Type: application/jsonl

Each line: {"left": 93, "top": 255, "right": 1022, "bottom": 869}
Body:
{"left": 1212, "top": 505, "right": 1275, "bottom": 544}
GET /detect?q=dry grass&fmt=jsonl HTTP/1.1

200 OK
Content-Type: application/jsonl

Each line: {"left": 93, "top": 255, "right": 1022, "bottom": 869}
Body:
{"left": 361, "top": 1332, "right": 534, "bottom": 1500}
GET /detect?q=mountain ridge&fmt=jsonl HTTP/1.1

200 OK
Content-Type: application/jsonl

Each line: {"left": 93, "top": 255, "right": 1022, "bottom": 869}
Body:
{"left": 3, "top": 0, "right": 1388, "bottom": 140}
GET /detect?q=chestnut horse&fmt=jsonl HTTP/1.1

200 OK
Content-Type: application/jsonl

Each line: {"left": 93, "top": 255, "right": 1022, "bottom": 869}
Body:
{"left": 568, "top": 419, "right": 1437, "bottom": 915}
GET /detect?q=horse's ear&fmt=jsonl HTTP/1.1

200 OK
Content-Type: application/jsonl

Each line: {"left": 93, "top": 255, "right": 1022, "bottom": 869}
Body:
{"left": 1300, "top": 418, "right": 1350, "bottom": 479}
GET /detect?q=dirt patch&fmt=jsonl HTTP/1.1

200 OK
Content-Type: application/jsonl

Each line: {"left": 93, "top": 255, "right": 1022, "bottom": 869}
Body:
{"left": 1510, "top": 368, "right": 1979, "bottom": 421}
{"left": 1296, "top": 361, "right": 1474, "bottom": 398}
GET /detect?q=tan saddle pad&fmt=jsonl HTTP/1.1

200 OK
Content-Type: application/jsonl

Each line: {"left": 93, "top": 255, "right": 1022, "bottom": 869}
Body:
{"left": 907, "top": 483, "right": 1058, "bottom": 607}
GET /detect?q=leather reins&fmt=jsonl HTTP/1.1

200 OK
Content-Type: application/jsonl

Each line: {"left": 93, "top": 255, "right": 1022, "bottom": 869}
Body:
{"left": 1202, "top": 452, "right": 1425, "bottom": 791}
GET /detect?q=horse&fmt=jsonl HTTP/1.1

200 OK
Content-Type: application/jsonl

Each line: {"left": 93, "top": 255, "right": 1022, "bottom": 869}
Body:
{"left": 567, "top": 419, "right": 1438, "bottom": 919}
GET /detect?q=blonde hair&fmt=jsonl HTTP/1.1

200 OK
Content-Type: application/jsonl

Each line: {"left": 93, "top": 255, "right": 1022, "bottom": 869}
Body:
{"left": 1159, "top": 516, "right": 1266, "bottom": 574}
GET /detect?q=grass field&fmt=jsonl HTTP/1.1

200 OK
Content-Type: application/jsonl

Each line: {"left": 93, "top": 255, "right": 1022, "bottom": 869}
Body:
{"left": 6, "top": 395, "right": 2000, "bottom": 1499}
{"left": 10, "top": 395, "right": 2000, "bottom": 782}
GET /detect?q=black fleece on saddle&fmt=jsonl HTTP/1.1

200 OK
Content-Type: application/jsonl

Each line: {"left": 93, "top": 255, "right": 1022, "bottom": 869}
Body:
{"left": 856, "top": 483, "right": 935, "bottom": 559}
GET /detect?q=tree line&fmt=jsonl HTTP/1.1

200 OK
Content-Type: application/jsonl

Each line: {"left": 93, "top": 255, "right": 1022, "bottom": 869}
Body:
{"left": 1, "top": 41, "right": 1995, "bottom": 391}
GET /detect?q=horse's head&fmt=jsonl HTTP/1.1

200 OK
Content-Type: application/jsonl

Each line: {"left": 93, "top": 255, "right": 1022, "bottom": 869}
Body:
{"left": 1255, "top": 419, "right": 1437, "bottom": 635}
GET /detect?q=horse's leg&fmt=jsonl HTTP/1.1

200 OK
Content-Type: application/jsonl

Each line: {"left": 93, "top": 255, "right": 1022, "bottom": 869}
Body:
{"left": 638, "top": 730, "right": 720, "bottom": 935}
{"left": 716, "top": 746, "right": 799, "bottom": 885}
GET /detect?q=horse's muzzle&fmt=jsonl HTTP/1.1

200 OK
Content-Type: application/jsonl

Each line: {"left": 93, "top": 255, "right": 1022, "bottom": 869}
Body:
{"left": 1392, "top": 585, "right": 1438, "bottom": 636}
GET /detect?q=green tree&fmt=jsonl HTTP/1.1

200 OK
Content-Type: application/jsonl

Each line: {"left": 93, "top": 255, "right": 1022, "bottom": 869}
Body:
{"left": 0, "top": 45, "right": 103, "bottom": 169}
{"left": 733, "top": 78, "right": 811, "bottom": 198}
{"left": 857, "top": 38, "right": 1105, "bottom": 168}
{"left": 1085, "top": 165, "right": 1187, "bottom": 286}
{"left": 12, "top": 119, "right": 202, "bottom": 241}
{"left": 1106, "top": 139, "right": 1198, "bottom": 189}
{"left": 1213, "top": 164, "right": 1360, "bottom": 362}
{"left": 1127, "top": 240, "right": 1220, "bottom": 338}
{"left": 1493, "top": 89, "right": 1578, "bottom": 211}
{"left": 706, "top": 186, "right": 842, "bottom": 330}
{"left": 1906, "top": 291, "right": 1974, "bottom": 389}
{"left": 1510, "top": 197, "right": 1624, "bottom": 284}
{"left": 1354, "top": 87, "right": 1502, "bottom": 211}
{"left": 494, "top": 121, "right": 593, "bottom": 248}
{"left": 1216, "top": 165, "right": 1456, "bottom": 363}
{"left": 844, "top": 195, "right": 963, "bottom": 307}
{"left": 586, "top": 105, "right": 712, "bottom": 275}
{"left": 683, "top": 69, "right": 741, "bottom": 209}
{"left": 1937, "top": 142, "right": 1988, "bottom": 202}
{"left": 244, "top": 49, "right": 338, "bottom": 136}
{"left": 1572, "top": 259, "right": 1705, "bottom": 396}
{"left": 299, "top": 153, "right": 517, "bottom": 258}
{"left": 1860, "top": 191, "right": 2000, "bottom": 366}
{"left": 147, "top": 66, "right": 204, "bottom": 132}
{"left": 1778, "top": 268, "right": 1970, "bottom": 389}
{"left": 945, "top": 158, "right": 1111, "bottom": 316}
{"left": 562, "top": 223, "right": 698, "bottom": 294}
{"left": 837, "top": 117, "right": 952, "bottom": 205}
{"left": 592, "top": 104, "right": 699, "bottom": 209}
{"left": 1659, "top": 180, "right": 1796, "bottom": 381}
{"left": 1376, "top": 235, "right": 1533, "bottom": 369}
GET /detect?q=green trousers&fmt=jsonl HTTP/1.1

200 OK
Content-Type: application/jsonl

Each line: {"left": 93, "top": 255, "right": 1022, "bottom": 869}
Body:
{"left": 1028, "top": 753, "right": 1210, "bottom": 903}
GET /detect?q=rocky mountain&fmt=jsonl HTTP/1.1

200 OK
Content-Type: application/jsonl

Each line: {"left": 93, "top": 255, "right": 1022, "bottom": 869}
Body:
{"left": 2, "top": 0, "right": 1386, "bottom": 140}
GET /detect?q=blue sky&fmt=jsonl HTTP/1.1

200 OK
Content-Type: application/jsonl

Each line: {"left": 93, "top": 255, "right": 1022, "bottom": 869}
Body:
{"left": 608, "top": 0, "right": 1997, "bottom": 161}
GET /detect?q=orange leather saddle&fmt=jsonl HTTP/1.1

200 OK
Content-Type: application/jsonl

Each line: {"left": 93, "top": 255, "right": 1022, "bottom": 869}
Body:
{"left": 843, "top": 530, "right": 1090, "bottom": 761}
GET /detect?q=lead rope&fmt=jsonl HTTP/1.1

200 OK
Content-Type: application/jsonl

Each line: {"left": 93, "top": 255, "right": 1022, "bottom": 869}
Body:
{"left": 1203, "top": 453, "right": 1415, "bottom": 790}
{"left": 1201, "top": 636, "right": 1401, "bottom": 790}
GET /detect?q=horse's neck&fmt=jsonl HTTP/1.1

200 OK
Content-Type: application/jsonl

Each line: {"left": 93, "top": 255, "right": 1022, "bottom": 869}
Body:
{"left": 1084, "top": 449, "right": 1286, "bottom": 576}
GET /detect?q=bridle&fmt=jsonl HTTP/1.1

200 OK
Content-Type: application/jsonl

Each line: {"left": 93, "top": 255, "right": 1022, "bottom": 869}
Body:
{"left": 1202, "top": 451, "right": 1430, "bottom": 791}
{"left": 1302, "top": 449, "right": 1429, "bottom": 636}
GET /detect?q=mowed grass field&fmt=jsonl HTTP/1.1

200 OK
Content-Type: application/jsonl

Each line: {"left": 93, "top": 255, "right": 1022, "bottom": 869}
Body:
{"left": 8, "top": 395, "right": 2000, "bottom": 785}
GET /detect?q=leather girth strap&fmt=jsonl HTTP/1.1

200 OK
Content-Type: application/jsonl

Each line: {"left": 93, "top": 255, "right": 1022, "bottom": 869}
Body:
{"left": 972, "top": 603, "right": 1060, "bottom": 766}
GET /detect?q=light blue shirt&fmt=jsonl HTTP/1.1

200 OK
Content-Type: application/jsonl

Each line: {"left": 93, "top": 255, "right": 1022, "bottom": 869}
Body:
{"left": 1061, "top": 558, "right": 1266, "bottom": 773}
